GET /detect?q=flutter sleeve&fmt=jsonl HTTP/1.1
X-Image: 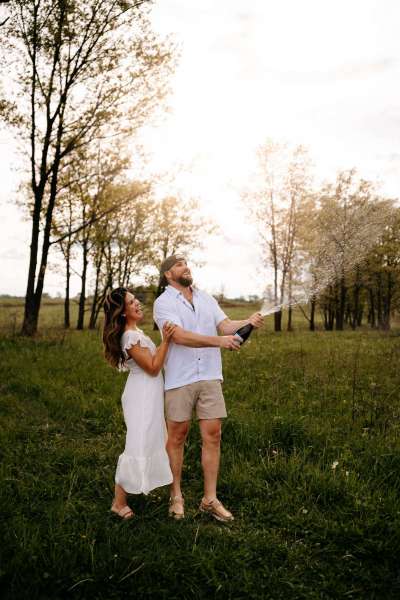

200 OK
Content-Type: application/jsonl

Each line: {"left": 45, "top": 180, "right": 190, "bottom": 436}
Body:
{"left": 121, "top": 330, "right": 152, "bottom": 359}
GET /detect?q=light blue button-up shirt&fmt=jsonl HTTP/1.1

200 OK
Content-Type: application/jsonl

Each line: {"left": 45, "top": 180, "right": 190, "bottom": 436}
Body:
{"left": 153, "top": 286, "right": 228, "bottom": 391}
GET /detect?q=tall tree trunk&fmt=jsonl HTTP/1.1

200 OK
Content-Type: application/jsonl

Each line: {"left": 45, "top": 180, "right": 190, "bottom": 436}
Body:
{"left": 335, "top": 277, "right": 346, "bottom": 331}
{"left": 91, "top": 288, "right": 108, "bottom": 329}
{"left": 287, "top": 269, "right": 293, "bottom": 332}
{"left": 274, "top": 310, "right": 282, "bottom": 332}
{"left": 351, "top": 267, "right": 361, "bottom": 330}
{"left": 357, "top": 303, "right": 364, "bottom": 327}
{"left": 376, "top": 273, "right": 383, "bottom": 328}
{"left": 22, "top": 83, "right": 65, "bottom": 336}
{"left": 64, "top": 245, "right": 71, "bottom": 328}
{"left": 89, "top": 262, "right": 102, "bottom": 330}
{"left": 381, "top": 271, "right": 393, "bottom": 330}
{"left": 28, "top": 159, "right": 61, "bottom": 334}
{"left": 309, "top": 297, "right": 316, "bottom": 331}
{"left": 21, "top": 191, "right": 42, "bottom": 335}
{"left": 77, "top": 240, "right": 89, "bottom": 330}
{"left": 368, "top": 288, "right": 376, "bottom": 328}
{"left": 287, "top": 306, "right": 293, "bottom": 331}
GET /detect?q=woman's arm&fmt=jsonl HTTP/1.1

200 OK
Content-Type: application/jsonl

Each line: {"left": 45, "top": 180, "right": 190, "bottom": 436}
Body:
{"left": 126, "top": 323, "right": 176, "bottom": 376}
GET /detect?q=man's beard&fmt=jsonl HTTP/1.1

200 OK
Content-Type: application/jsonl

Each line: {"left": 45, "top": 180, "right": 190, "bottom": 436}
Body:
{"left": 177, "top": 275, "right": 193, "bottom": 287}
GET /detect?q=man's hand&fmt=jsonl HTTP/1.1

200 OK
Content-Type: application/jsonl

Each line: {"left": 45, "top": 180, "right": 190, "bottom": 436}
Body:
{"left": 219, "top": 335, "right": 241, "bottom": 351}
{"left": 248, "top": 312, "right": 264, "bottom": 328}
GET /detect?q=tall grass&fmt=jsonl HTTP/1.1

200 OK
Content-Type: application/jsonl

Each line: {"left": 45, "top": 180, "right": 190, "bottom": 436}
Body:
{"left": 1, "top": 306, "right": 400, "bottom": 599}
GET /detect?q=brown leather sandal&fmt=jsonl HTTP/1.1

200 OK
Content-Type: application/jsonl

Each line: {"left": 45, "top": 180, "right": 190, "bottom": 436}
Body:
{"left": 199, "top": 498, "right": 234, "bottom": 522}
{"left": 110, "top": 504, "right": 134, "bottom": 520}
{"left": 168, "top": 495, "right": 185, "bottom": 520}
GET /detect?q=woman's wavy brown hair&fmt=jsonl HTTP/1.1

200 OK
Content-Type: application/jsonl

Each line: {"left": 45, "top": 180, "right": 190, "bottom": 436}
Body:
{"left": 102, "top": 287, "right": 129, "bottom": 369}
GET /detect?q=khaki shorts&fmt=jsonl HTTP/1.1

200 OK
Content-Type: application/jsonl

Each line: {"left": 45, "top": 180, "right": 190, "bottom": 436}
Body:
{"left": 165, "top": 380, "right": 227, "bottom": 422}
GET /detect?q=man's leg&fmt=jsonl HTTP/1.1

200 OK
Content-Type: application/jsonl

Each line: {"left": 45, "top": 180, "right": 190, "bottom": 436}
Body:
{"left": 199, "top": 418, "right": 222, "bottom": 500}
{"left": 166, "top": 419, "right": 190, "bottom": 499}
{"left": 199, "top": 418, "right": 233, "bottom": 521}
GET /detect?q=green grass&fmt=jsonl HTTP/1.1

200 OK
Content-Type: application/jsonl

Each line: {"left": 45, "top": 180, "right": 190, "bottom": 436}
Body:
{"left": 1, "top": 305, "right": 400, "bottom": 599}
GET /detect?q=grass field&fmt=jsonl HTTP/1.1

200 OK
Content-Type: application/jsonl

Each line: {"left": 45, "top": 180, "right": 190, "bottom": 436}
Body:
{"left": 1, "top": 300, "right": 400, "bottom": 599}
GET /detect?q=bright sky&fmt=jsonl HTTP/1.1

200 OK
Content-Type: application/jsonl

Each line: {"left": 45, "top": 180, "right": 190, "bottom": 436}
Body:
{"left": 1, "top": 0, "right": 400, "bottom": 298}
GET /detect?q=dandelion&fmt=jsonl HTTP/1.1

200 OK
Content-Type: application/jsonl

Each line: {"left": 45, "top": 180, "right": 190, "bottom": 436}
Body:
{"left": 331, "top": 460, "right": 339, "bottom": 470}
{"left": 345, "top": 471, "right": 349, "bottom": 477}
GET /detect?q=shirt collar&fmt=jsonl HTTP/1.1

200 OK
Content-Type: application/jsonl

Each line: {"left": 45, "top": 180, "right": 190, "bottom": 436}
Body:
{"left": 166, "top": 284, "right": 197, "bottom": 298}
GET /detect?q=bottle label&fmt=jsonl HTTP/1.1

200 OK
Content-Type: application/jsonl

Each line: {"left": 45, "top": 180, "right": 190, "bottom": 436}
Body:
{"left": 234, "top": 333, "right": 244, "bottom": 343}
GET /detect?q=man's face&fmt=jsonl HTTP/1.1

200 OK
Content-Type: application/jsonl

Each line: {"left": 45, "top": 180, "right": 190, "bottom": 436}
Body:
{"left": 167, "top": 259, "right": 193, "bottom": 287}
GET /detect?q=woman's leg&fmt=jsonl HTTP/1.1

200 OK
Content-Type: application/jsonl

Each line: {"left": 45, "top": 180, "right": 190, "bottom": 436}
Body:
{"left": 112, "top": 483, "right": 129, "bottom": 510}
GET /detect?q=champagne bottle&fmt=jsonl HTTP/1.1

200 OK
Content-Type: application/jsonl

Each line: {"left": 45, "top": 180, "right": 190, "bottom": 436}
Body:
{"left": 233, "top": 323, "right": 254, "bottom": 345}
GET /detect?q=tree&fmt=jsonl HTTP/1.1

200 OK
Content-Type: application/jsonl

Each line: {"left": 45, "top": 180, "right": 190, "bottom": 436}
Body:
{"left": 0, "top": 0, "right": 174, "bottom": 335}
{"left": 152, "top": 195, "right": 217, "bottom": 297}
{"left": 245, "top": 140, "right": 312, "bottom": 331}
{"left": 315, "top": 170, "right": 392, "bottom": 330}
{"left": 363, "top": 207, "right": 400, "bottom": 330}
{"left": 87, "top": 183, "right": 156, "bottom": 329}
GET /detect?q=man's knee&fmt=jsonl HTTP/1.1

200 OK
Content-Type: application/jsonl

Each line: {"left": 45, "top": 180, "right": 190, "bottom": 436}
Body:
{"left": 200, "top": 420, "right": 222, "bottom": 446}
{"left": 167, "top": 420, "right": 190, "bottom": 446}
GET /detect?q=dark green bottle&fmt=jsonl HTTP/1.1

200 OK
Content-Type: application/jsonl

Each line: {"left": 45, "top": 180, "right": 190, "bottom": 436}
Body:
{"left": 233, "top": 323, "right": 254, "bottom": 345}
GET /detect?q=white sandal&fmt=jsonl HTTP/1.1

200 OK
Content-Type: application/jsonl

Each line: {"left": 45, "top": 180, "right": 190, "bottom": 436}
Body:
{"left": 168, "top": 495, "right": 185, "bottom": 520}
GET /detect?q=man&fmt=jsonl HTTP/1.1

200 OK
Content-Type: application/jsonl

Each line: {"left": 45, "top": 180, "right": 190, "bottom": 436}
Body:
{"left": 153, "top": 254, "right": 264, "bottom": 522}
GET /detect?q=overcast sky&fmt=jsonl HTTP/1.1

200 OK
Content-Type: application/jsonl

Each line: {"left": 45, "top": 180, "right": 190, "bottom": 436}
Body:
{"left": 1, "top": 0, "right": 399, "bottom": 298}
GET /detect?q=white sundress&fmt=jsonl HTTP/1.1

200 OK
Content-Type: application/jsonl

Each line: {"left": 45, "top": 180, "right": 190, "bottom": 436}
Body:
{"left": 115, "top": 329, "right": 172, "bottom": 495}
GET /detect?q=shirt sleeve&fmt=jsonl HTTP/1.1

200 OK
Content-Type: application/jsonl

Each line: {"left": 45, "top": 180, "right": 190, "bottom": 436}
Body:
{"left": 121, "top": 331, "right": 151, "bottom": 359}
{"left": 210, "top": 295, "right": 228, "bottom": 327}
{"left": 153, "top": 297, "right": 183, "bottom": 333}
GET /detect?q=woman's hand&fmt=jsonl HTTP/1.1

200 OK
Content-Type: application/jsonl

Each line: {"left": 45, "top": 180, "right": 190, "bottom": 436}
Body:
{"left": 162, "top": 321, "right": 177, "bottom": 342}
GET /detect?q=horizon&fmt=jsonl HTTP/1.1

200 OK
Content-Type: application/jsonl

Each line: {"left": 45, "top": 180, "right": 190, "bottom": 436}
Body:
{"left": 1, "top": 0, "right": 400, "bottom": 300}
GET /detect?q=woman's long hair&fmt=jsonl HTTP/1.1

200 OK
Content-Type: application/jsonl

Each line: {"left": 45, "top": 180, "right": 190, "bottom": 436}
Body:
{"left": 103, "top": 287, "right": 129, "bottom": 369}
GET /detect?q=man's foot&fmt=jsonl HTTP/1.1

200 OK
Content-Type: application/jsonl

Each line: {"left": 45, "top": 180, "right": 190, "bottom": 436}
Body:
{"left": 199, "top": 498, "right": 234, "bottom": 522}
{"left": 168, "top": 495, "right": 185, "bottom": 520}
{"left": 110, "top": 503, "right": 134, "bottom": 520}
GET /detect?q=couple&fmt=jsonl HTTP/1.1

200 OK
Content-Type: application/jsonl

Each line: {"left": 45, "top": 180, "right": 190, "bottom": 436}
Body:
{"left": 103, "top": 255, "right": 264, "bottom": 522}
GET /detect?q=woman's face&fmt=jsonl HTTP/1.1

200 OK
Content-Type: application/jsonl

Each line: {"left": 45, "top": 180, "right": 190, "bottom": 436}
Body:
{"left": 124, "top": 292, "right": 143, "bottom": 322}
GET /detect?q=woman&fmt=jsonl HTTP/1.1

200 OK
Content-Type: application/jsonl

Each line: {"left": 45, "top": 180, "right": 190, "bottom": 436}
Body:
{"left": 103, "top": 287, "right": 176, "bottom": 520}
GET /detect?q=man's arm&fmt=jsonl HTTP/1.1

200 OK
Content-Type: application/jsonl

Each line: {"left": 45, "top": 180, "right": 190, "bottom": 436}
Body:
{"left": 217, "top": 312, "right": 264, "bottom": 335}
{"left": 171, "top": 325, "right": 240, "bottom": 350}
{"left": 153, "top": 298, "right": 240, "bottom": 350}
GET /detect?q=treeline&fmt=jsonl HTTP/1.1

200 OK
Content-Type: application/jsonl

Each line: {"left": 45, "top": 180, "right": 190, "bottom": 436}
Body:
{"left": 246, "top": 141, "right": 400, "bottom": 331}
{"left": 0, "top": 0, "right": 179, "bottom": 335}
{"left": 54, "top": 186, "right": 213, "bottom": 330}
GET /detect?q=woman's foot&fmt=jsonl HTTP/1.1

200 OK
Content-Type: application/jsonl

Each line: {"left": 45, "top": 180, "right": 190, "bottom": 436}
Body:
{"left": 168, "top": 495, "right": 185, "bottom": 520}
{"left": 111, "top": 503, "right": 134, "bottom": 520}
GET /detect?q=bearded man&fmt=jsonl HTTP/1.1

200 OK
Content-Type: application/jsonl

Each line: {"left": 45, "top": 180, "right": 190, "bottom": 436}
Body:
{"left": 153, "top": 254, "right": 263, "bottom": 522}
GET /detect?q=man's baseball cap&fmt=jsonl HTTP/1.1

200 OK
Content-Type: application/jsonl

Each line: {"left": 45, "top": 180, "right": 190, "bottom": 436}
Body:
{"left": 159, "top": 254, "right": 186, "bottom": 286}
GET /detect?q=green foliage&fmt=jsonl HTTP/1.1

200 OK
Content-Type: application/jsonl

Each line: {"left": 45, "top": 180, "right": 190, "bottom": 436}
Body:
{"left": 1, "top": 315, "right": 400, "bottom": 598}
